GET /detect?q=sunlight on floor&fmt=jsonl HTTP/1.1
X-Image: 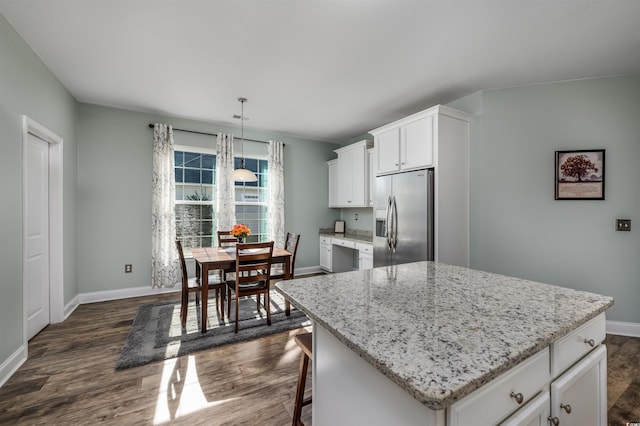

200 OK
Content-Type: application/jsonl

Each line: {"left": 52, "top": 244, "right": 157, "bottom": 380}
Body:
{"left": 154, "top": 355, "right": 239, "bottom": 424}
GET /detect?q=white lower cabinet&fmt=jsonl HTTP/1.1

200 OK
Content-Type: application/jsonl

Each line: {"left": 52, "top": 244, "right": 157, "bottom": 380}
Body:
{"left": 319, "top": 236, "right": 332, "bottom": 272}
{"left": 356, "top": 242, "right": 373, "bottom": 270}
{"left": 549, "top": 344, "right": 607, "bottom": 426}
{"left": 500, "top": 391, "right": 550, "bottom": 426}
{"left": 448, "top": 349, "right": 550, "bottom": 426}
{"left": 450, "top": 314, "right": 607, "bottom": 426}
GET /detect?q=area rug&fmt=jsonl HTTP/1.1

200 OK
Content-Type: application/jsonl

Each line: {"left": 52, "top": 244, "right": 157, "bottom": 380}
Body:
{"left": 116, "top": 290, "right": 310, "bottom": 370}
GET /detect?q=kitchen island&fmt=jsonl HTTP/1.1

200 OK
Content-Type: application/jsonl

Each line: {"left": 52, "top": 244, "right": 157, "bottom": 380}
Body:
{"left": 275, "top": 262, "right": 614, "bottom": 425}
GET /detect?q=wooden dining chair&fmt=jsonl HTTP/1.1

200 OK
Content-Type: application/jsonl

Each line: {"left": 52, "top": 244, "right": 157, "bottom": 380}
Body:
{"left": 261, "top": 232, "right": 301, "bottom": 307}
{"left": 217, "top": 230, "right": 239, "bottom": 279}
{"left": 271, "top": 232, "right": 301, "bottom": 280}
{"left": 176, "top": 238, "right": 226, "bottom": 326}
{"left": 226, "top": 241, "right": 274, "bottom": 333}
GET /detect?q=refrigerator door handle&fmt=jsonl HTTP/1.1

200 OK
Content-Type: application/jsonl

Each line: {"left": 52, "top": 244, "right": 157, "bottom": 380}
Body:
{"left": 385, "top": 196, "right": 393, "bottom": 251}
{"left": 392, "top": 195, "right": 398, "bottom": 252}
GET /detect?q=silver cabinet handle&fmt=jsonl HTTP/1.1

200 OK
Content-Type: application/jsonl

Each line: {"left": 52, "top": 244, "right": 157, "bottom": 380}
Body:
{"left": 548, "top": 416, "right": 559, "bottom": 426}
{"left": 560, "top": 403, "right": 572, "bottom": 414}
{"left": 584, "top": 338, "right": 595, "bottom": 347}
{"left": 510, "top": 391, "right": 524, "bottom": 404}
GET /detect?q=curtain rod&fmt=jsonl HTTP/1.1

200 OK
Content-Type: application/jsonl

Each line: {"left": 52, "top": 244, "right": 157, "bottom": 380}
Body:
{"left": 147, "top": 123, "right": 278, "bottom": 145}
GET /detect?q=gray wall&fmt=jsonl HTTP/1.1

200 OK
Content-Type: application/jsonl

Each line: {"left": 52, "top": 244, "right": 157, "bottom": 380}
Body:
{"left": 0, "top": 15, "right": 78, "bottom": 363}
{"left": 77, "top": 103, "right": 339, "bottom": 292}
{"left": 450, "top": 74, "right": 640, "bottom": 323}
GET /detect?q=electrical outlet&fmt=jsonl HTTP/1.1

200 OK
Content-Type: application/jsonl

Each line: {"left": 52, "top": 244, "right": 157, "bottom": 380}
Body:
{"left": 616, "top": 219, "right": 631, "bottom": 232}
{"left": 125, "top": 264, "right": 133, "bottom": 273}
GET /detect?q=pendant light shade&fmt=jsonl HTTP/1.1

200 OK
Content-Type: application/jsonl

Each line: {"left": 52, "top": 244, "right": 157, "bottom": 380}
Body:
{"left": 230, "top": 167, "right": 258, "bottom": 182}
{"left": 232, "top": 97, "right": 258, "bottom": 182}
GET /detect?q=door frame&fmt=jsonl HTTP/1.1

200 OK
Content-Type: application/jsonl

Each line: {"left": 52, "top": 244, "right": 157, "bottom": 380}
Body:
{"left": 22, "top": 115, "right": 64, "bottom": 346}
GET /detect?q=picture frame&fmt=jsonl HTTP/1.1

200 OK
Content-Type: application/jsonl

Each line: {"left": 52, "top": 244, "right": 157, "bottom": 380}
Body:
{"left": 334, "top": 220, "right": 345, "bottom": 234}
{"left": 555, "top": 149, "right": 605, "bottom": 200}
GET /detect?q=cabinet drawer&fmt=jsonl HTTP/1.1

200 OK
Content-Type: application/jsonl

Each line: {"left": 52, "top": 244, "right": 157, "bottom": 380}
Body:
{"left": 332, "top": 238, "right": 355, "bottom": 249}
{"left": 320, "top": 236, "right": 332, "bottom": 245}
{"left": 448, "top": 348, "right": 550, "bottom": 426}
{"left": 355, "top": 242, "right": 373, "bottom": 254}
{"left": 550, "top": 313, "right": 605, "bottom": 376}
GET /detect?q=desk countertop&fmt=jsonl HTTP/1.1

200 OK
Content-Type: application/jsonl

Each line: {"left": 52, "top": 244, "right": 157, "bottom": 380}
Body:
{"left": 275, "top": 261, "right": 613, "bottom": 410}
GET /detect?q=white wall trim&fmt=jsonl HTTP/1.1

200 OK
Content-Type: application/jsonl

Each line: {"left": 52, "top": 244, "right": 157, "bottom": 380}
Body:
{"left": 78, "top": 286, "right": 180, "bottom": 305}
{"left": 606, "top": 320, "right": 640, "bottom": 338}
{"left": 0, "top": 345, "right": 27, "bottom": 389}
{"left": 64, "top": 295, "right": 80, "bottom": 320}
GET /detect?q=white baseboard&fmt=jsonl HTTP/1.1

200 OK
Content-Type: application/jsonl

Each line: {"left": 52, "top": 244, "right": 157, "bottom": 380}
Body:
{"left": 78, "top": 285, "right": 180, "bottom": 305}
{"left": 64, "top": 295, "right": 80, "bottom": 321}
{"left": 294, "top": 265, "right": 324, "bottom": 276}
{"left": 0, "top": 345, "right": 27, "bottom": 389}
{"left": 606, "top": 320, "right": 640, "bottom": 338}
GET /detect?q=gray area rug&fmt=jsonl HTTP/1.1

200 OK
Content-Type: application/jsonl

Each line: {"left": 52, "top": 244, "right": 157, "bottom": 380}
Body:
{"left": 116, "top": 290, "right": 310, "bottom": 370}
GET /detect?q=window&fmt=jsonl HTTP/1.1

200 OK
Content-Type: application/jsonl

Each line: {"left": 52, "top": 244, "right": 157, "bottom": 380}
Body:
{"left": 234, "top": 157, "right": 269, "bottom": 242}
{"left": 174, "top": 147, "right": 269, "bottom": 254}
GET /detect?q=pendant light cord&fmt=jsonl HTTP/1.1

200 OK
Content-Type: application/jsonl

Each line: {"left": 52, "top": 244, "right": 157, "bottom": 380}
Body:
{"left": 239, "top": 97, "right": 247, "bottom": 168}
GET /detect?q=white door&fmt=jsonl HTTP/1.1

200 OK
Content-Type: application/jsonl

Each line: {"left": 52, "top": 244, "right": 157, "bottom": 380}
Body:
{"left": 26, "top": 132, "right": 50, "bottom": 340}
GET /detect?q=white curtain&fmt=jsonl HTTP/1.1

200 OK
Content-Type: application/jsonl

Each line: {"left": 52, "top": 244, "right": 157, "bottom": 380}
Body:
{"left": 151, "top": 123, "right": 178, "bottom": 288}
{"left": 216, "top": 133, "right": 236, "bottom": 239}
{"left": 267, "top": 140, "right": 285, "bottom": 248}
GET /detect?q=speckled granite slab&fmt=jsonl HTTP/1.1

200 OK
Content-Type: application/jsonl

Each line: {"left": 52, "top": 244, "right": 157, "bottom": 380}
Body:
{"left": 275, "top": 261, "right": 614, "bottom": 410}
{"left": 319, "top": 228, "right": 373, "bottom": 243}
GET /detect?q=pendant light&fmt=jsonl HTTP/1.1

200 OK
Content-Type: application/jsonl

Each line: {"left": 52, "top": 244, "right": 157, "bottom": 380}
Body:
{"left": 230, "top": 97, "right": 258, "bottom": 182}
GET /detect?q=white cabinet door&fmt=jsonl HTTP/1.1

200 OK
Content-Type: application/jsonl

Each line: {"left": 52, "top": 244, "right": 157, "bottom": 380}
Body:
{"left": 359, "top": 254, "right": 373, "bottom": 271}
{"left": 500, "top": 391, "right": 550, "bottom": 426}
{"left": 319, "top": 239, "right": 332, "bottom": 272}
{"left": 328, "top": 159, "right": 339, "bottom": 208}
{"left": 375, "top": 127, "right": 401, "bottom": 174}
{"left": 550, "top": 345, "right": 607, "bottom": 426}
{"left": 332, "top": 141, "right": 370, "bottom": 207}
{"left": 402, "top": 115, "right": 433, "bottom": 170}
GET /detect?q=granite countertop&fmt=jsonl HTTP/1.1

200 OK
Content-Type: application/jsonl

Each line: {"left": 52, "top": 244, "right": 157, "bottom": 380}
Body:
{"left": 319, "top": 229, "right": 373, "bottom": 243}
{"left": 275, "top": 261, "right": 614, "bottom": 410}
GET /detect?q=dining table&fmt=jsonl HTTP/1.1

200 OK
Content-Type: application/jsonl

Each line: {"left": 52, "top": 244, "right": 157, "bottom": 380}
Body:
{"left": 191, "top": 245, "right": 293, "bottom": 333}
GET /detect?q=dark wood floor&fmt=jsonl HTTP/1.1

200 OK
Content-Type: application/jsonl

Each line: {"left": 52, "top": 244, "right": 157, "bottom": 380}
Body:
{"left": 0, "top": 293, "right": 638, "bottom": 425}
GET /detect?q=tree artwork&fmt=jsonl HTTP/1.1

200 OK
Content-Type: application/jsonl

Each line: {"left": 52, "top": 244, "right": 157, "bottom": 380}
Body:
{"left": 559, "top": 154, "right": 598, "bottom": 182}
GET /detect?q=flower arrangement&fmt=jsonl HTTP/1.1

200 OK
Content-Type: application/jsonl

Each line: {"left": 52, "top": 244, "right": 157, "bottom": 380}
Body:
{"left": 231, "top": 223, "right": 251, "bottom": 240}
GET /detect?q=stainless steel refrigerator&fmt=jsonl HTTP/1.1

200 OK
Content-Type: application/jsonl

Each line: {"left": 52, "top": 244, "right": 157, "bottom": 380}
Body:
{"left": 374, "top": 169, "right": 434, "bottom": 267}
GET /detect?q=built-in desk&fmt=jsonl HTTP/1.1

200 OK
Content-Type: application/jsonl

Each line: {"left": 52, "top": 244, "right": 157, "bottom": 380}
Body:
{"left": 319, "top": 234, "right": 372, "bottom": 272}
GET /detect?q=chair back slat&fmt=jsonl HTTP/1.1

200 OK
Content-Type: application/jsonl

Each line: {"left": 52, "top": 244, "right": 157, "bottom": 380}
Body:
{"left": 218, "top": 230, "right": 239, "bottom": 247}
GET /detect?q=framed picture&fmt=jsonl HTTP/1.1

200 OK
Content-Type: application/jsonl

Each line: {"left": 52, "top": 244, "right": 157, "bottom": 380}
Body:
{"left": 334, "top": 220, "right": 345, "bottom": 233}
{"left": 555, "top": 149, "right": 605, "bottom": 200}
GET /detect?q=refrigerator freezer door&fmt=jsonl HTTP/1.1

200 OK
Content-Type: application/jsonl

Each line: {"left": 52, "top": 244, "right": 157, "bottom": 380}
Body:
{"left": 374, "top": 175, "right": 393, "bottom": 267}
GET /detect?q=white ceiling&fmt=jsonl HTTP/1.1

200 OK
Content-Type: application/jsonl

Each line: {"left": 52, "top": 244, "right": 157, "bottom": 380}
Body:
{"left": 2, "top": 1, "right": 640, "bottom": 142}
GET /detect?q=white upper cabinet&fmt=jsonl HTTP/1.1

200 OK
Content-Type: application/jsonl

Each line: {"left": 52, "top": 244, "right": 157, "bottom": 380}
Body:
{"left": 328, "top": 140, "right": 372, "bottom": 208}
{"left": 373, "top": 114, "right": 433, "bottom": 175}
{"left": 367, "top": 148, "right": 374, "bottom": 207}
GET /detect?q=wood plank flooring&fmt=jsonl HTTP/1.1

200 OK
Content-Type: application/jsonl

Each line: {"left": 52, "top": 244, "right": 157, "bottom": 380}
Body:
{"left": 0, "top": 293, "right": 638, "bottom": 425}
{"left": 0, "top": 293, "right": 312, "bottom": 425}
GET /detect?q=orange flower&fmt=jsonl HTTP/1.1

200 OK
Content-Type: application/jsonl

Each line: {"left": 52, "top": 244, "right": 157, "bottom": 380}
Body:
{"left": 231, "top": 224, "right": 251, "bottom": 239}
